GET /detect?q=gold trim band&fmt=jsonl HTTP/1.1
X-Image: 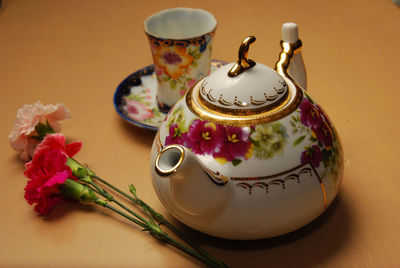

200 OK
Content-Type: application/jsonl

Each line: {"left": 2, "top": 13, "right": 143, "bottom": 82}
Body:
{"left": 155, "top": 145, "right": 185, "bottom": 176}
{"left": 186, "top": 80, "right": 303, "bottom": 126}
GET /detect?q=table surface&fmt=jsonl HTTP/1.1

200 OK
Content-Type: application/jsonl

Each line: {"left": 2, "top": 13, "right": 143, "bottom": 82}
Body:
{"left": 1, "top": 0, "right": 399, "bottom": 267}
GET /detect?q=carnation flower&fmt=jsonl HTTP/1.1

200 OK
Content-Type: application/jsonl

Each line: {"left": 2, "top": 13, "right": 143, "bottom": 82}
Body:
{"left": 24, "top": 134, "right": 82, "bottom": 215}
{"left": 9, "top": 103, "right": 227, "bottom": 267}
{"left": 8, "top": 101, "right": 70, "bottom": 161}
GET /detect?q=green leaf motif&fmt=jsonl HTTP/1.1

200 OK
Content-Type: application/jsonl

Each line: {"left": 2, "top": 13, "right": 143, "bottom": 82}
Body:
{"left": 232, "top": 159, "right": 242, "bottom": 166}
{"left": 170, "top": 79, "right": 177, "bottom": 89}
{"left": 293, "top": 135, "right": 306, "bottom": 146}
{"left": 193, "top": 53, "right": 201, "bottom": 59}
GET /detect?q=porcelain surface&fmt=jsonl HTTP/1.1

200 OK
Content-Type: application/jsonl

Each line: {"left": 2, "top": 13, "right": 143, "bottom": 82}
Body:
{"left": 145, "top": 8, "right": 217, "bottom": 108}
{"left": 150, "top": 26, "right": 344, "bottom": 240}
{"left": 113, "top": 60, "right": 225, "bottom": 131}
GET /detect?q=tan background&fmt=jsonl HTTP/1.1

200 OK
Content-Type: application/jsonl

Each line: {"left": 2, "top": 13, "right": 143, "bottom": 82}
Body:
{"left": 1, "top": 0, "right": 399, "bottom": 267}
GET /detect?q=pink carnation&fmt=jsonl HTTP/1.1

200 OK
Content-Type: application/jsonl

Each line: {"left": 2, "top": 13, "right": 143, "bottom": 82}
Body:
{"left": 8, "top": 101, "right": 70, "bottom": 161}
{"left": 24, "top": 134, "right": 82, "bottom": 215}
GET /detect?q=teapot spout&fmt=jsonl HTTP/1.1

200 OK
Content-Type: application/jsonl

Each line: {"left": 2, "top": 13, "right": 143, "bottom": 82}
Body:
{"left": 275, "top": 22, "right": 307, "bottom": 89}
{"left": 155, "top": 145, "right": 230, "bottom": 217}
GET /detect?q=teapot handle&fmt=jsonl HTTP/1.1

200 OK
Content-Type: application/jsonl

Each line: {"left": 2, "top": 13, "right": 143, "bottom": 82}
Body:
{"left": 275, "top": 23, "right": 307, "bottom": 90}
{"left": 228, "top": 36, "right": 257, "bottom": 77}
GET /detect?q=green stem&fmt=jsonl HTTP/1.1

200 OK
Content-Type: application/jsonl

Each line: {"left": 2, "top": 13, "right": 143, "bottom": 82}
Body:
{"left": 92, "top": 175, "right": 228, "bottom": 268}
{"left": 99, "top": 202, "right": 219, "bottom": 267}
{"left": 70, "top": 160, "right": 228, "bottom": 268}
{"left": 101, "top": 202, "right": 148, "bottom": 230}
{"left": 84, "top": 179, "right": 152, "bottom": 227}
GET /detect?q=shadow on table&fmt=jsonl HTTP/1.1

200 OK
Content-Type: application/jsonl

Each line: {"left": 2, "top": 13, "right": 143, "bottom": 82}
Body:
{"left": 0, "top": 0, "right": 11, "bottom": 15}
{"left": 117, "top": 117, "right": 156, "bottom": 145}
{"left": 178, "top": 193, "right": 354, "bottom": 267}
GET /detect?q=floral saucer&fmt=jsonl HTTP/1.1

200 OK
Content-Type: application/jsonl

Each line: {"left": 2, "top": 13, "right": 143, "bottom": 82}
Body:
{"left": 114, "top": 60, "right": 225, "bottom": 131}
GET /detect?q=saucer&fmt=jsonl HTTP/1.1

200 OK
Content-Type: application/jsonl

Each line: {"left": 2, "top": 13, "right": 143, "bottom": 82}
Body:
{"left": 114, "top": 60, "right": 226, "bottom": 131}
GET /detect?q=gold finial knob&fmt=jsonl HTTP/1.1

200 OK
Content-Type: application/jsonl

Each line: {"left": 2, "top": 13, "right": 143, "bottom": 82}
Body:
{"left": 228, "top": 36, "right": 256, "bottom": 77}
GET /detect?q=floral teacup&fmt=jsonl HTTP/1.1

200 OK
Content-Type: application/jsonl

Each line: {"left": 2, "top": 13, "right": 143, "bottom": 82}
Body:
{"left": 144, "top": 8, "right": 217, "bottom": 113}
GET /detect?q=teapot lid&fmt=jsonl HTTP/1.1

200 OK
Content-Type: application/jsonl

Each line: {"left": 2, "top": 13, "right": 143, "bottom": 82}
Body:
{"left": 186, "top": 36, "right": 303, "bottom": 126}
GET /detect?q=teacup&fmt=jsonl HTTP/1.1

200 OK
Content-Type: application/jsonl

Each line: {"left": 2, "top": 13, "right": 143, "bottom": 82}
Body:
{"left": 144, "top": 7, "right": 217, "bottom": 113}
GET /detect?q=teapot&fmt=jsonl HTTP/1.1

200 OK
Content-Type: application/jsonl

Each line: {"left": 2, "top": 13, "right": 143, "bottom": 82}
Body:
{"left": 150, "top": 23, "right": 343, "bottom": 240}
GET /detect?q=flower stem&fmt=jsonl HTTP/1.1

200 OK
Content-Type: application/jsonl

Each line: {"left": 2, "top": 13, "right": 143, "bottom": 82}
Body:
{"left": 99, "top": 201, "right": 148, "bottom": 230}
{"left": 83, "top": 179, "right": 152, "bottom": 227}
{"left": 98, "top": 201, "right": 220, "bottom": 268}
{"left": 71, "top": 160, "right": 228, "bottom": 268}
{"left": 92, "top": 175, "right": 229, "bottom": 268}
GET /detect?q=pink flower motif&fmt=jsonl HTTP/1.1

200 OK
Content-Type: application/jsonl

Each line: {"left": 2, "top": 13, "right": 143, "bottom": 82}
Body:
{"left": 165, "top": 124, "right": 189, "bottom": 146}
{"left": 316, "top": 104, "right": 333, "bottom": 129}
{"left": 187, "top": 119, "right": 224, "bottom": 155}
{"left": 215, "top": 126, "right": 251, "bottom": 161}
{"left": 187, "top": 79, "right": 197, "bottom": 89}
{"left": 125, "top": 99, "right": 154, "bottom": 121}
{"left": 179, "top": 89, "right": 186, "bottom": 97}
{"left": 301, "top": 145, "right": 323, "bottom": 168}
{"left": 155, "top": 65, "right": 163, "bottom": 76}
{"left": 312, "top": 121, "right": 333, "bottom": 148}
{"left": 24, "top": 134, "right": 82, "bottom": 215}
{"left": 299, "top": 98, "right": 322, "bottom": 129}
{"left": 8, "top": 101, "right": 70, "bottom": 161}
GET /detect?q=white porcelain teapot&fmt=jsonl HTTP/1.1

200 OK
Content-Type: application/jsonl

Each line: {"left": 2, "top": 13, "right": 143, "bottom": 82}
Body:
{"left": 150, "top": 23, "right": 343, "bottom": 240}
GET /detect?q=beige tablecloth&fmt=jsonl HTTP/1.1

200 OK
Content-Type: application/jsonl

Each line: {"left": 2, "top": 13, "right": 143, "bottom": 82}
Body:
{"left": 1, "top": 0, "right": 399, "bottom": 267}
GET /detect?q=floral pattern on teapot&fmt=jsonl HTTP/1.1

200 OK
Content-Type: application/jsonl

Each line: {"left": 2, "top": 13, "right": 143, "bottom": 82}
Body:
{"left": 292, "top": 94, "right": 342, "bottom": 181}
{"left": 163, "top": 94, "right": 341, "bottom": 178}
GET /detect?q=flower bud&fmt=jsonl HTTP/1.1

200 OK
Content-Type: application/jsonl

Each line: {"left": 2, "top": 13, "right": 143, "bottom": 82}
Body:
{"left": 66, "top": 158, "right": 95, "bottom": 179}
{"left": 60, "top": 179, "right": 98, "bottom": 203}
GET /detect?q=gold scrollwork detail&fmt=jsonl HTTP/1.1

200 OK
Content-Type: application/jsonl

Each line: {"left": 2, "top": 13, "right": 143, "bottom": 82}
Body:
{"left": 186, "top": 81, "right": 301, "bottom": 126}
{"left": 198, "top": 80, "right": 288, "bottom": 113}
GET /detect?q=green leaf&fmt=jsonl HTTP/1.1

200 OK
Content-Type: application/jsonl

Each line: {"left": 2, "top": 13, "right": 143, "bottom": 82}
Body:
{"left": 290, "top": 121, "right": 296, "bottom": 127}
{"left": 293, "top": 135, "right": 306, "bottom": 146}
{"left": 322, "top": 149, "right": 332, "bottom": 160}
{"left": 292, "top": 129, "right": 298, "bottom": 134}
{"left": 192, "top": 61, "right": 198, "bottom": 68}
{"left": 232, "top": 159, "right": 242, "bottom": 166}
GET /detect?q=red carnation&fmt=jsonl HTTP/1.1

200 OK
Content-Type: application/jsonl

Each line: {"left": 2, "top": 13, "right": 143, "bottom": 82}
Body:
{"left": 24, "top": 134, "right": 82, "bottom": 215}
